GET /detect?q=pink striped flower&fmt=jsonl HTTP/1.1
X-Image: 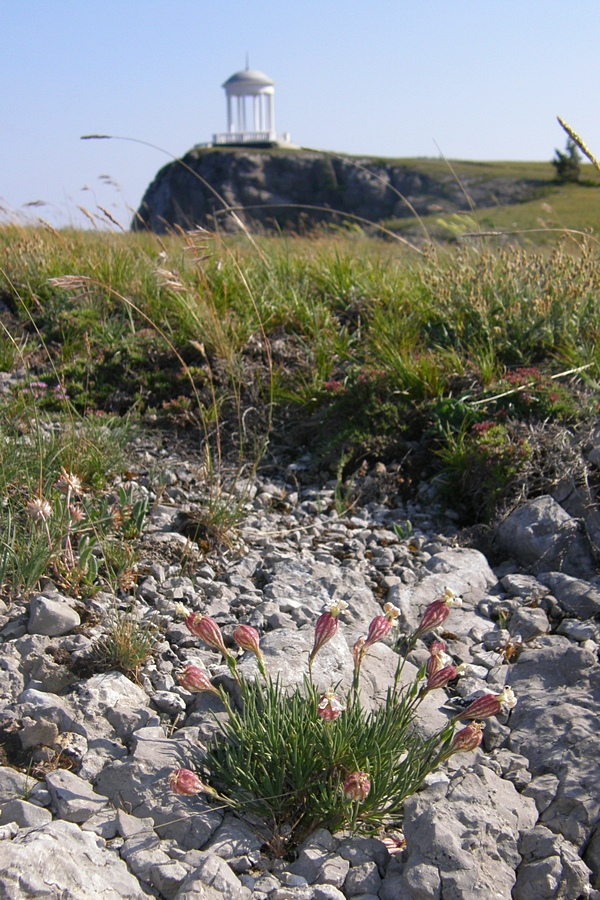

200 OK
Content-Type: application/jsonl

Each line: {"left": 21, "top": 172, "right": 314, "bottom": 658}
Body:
{"left": 233, "top": 624, "right": 266, "bottom": 677}
{"left": 363, "top": 615, "right": 392, "bottom": 650}
{"left": 363, "top": 602, "right": 400, "bottom": 650}
{"left": 415, "top": 601, "right": 450, "bottom": 638}
{"left": 343, "top": 771, "right": 371, "bottom": 802}
{"left": 448, "top": 721, "right": 485, "bottom": 755}
{"left": 381, "top": 834, "right": 407, "bottom": 856}
{"left": 233, "top": 624, "right": 261, "bottom": 656}
{"left": 169, "top": 768, "right": 215, "bottom": 796}
{"left": 458, "top": 687, "right": 517, "bottom": 721}
{"left": 317, "top": 689, "right": 346, "bottom": 722}
{"left": 426, "top": 664, "right": 458, "bottom": 692}
{"left": 186, "top": 614, "right": 227, "bottom": 655}
{"left": 179, "top": 665, "right": 219, "bottom": 696}
{"left": 414, "top": 589, "right": 461, "bottom": 639}
{"left": 309, "top": 601, "right": 348, "bottom": 666}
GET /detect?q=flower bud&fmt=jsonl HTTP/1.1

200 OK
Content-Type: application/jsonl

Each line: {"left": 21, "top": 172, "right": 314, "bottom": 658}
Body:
{"left": 310, "top": 610, "right": 339, "bottom": 664}
{"left": 459, "top": 694, "right": 500, "bottom": 720}
{"left": 317, "top": 689, "right": 346, "bottom": 722}
{"left": 363, "top": 615, "right": 393, "bottom": 650}
{"left": 459, "top": 687, "right": 517, "bottom": 720}
{"left": 426, "top": 640, "right": 447, "bottom": 678}
{"left": 344, "top": 771, "right": 371, "bottom": 802}
{"left": 352, "top": 637, "right": 365, "bottom": 673}
{"left": 169, "top": 768, "right": 212, "bottom": 796}
{"left": 414, "top": 589, "right": 460, "bottom": 639}
{"left": 448, "top": 721, "right": 485, "bottom": 755}
{"left": 179, "top": 665, "right": 219, "bottom": 695}
{"left": 233, "top": 624, "right": 261, "bottom": 656}
{"left": 415, "top": 600, "right": 449, "bottom": 637}
{"left": 186, "top": 614, "right": 227, "bottom": 654}
{"left": 234, "top": 624, "right": 267, "bottom": 676}
{"left": 426, "top": 664, "right": 458, "bottom": 691}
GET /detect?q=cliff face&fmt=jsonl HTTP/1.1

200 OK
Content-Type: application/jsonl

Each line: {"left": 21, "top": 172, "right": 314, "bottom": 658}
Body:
{"left": 133, "top": 147, "right": 542, "bottom": 234}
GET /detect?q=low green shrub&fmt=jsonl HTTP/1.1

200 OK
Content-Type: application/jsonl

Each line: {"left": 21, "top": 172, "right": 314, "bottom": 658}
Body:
{"left": 437, "top": 419, "right": 532, "bottom": 522}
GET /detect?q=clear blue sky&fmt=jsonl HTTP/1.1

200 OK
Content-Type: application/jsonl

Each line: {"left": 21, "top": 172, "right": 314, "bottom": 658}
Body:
{"left": 2, "top": 0, "right": 599, "bottom": 229}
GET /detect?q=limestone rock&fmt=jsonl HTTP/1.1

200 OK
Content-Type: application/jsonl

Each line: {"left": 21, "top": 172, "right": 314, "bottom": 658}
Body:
{"left": 501, "top": 573, "right": 551, "bottom": 601}
{"left": 584, "top": 822, "right": 600, "bottom": 888}
{"left": 495, "top": 496, "right": 596, "bottom": 578}
{"left": 203, "top": 813, "right": 263, "bottom": 867}
{"left": 149, "top": 860, "right": 190, "bottom": 899}
{"left": 508, "top": 662, "right": 600, "bottom": 849}
{"left": 173, "top": 850, "right": 245, "bottom": 899}
{"left": 46, "top": 769, "right": 109, "bottom": 823}
{"left": 399, "top": 765, "right": 537, "bottom": 899}
{"left": 260, "top": 556, "right": 382, "bottom": 630}
{"left": 507, "top": 634, "right": 597, "bottom": 693}
{"left": 342, "top": 860, "right": 382, "bottom": 896}
{"left": 70, "top": 671, "right": 154, "bottom": 741}
{"left": 134, "top": 147, "right": 544, "bottom": 235}
{"left": 0, "top": 797, "right": 53, "bottom": 827}
{"left": 508, "top": 606, "right": 550, "bottom": 640}
{"left": 514, "top": 825, "right": 592, "bottom": 900}
{"left": 537, "top": 571, "right": 600, "bottom": 618}
{"left": 28, "top": 592, "right": 81, "bottom": 636}
{"left": 0, "top": 654, "right": 26, "bottom": 701}
{"left": 0, "top": 819, "right": 150, "bottom": 899}
{"left": 94, "top": 729, "right": 223, "bottom": 850}
{"left": 0, "top": 766, "right": 30, "bottom": 802}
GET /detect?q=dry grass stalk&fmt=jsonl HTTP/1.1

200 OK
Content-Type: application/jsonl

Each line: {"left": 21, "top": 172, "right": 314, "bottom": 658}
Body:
{"left": 557, "top": 116, "right": 600, "bottom": 174}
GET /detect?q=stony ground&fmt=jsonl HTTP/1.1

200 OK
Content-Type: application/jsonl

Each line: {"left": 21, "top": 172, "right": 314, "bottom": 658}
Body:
{"left": 1, "top": 431, "right": 600, "bottom": 900}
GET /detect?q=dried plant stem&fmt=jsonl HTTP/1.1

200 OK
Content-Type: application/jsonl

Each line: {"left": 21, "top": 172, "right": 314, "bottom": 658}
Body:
{"left": 469, "top": 362, "right": 594, "bottom": 408}
{"left": 557, "top": 117, "right": 600, "bottom": 174}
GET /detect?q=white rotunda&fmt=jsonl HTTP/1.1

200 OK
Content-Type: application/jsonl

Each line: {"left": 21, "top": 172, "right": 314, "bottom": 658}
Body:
{"left": 213, "top": 65, "right": 292, "bottom": 147}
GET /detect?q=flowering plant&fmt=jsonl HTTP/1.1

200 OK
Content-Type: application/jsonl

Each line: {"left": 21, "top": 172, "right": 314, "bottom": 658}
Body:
{"left": 173, "top": 589, "right": 513, "bottom": 852}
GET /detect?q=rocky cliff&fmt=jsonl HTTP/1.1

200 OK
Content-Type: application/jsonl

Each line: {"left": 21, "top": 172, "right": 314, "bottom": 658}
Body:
{"left": 133, "top": 147, "right": 544, "bottom": 234}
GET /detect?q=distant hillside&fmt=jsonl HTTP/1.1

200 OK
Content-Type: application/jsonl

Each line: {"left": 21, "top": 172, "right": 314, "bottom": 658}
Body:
{"left": 132, "top": 147, "right": 595, "bottom": 237}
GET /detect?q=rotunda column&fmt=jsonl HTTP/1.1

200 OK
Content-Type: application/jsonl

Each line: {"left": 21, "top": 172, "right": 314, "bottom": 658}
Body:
{"left": 267, "top": 93, "right": 275, "bottom": 136}
{"left": 253, "top": 95, "right": 260, "bottom": 131}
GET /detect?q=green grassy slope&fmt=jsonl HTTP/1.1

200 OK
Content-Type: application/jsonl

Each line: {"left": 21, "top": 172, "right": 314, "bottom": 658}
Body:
{"left": 379, "top": 160, "right": 600, "bottom": 245}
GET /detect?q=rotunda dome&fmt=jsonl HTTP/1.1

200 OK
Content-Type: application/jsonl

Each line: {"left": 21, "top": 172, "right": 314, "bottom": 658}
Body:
{"left": 222, "top": 68, "right": 275, "bottom": 89}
